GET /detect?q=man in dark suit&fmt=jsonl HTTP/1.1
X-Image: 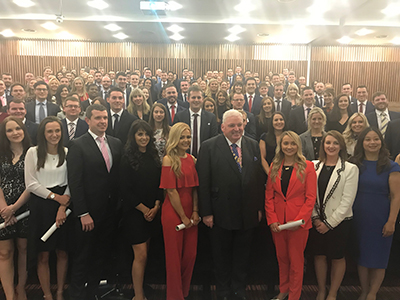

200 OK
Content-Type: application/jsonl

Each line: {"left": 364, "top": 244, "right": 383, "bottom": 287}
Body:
{"left": 105, "top": 87, "right": 137, "bottom": 146}
{"left": 226, "top": 68, "right": 234, "bottom": 87}
{"left": 7, "top": 99, "right": 38, "bottom": 145}
{"left": 67, "top": 104, "right": 122, "bottom": 300}
{"left": 157, "top": 84, "right": 189, "bottom": 125}
{"left": 115, "top": 72, "right": 131, "bottom": 108}
{"left": 289, "top": 86, "right": 316, "bottom": 135}
{"left": 177, "top": 80, "right": 190, "bottom": 103}
{"left": 385, "top": 119, "right": 400, "bottom": 159}
{"left": 243, "top": 77, "right": 262, "bottom": 116}
{"left": 9, "top": 83, "right": 26, "bottom": 103}
{"left": 267, "top": 73, "right": 281, "bottom": 97}
{"left": 81, "top": 84, "right": 100, "bottom": 111}
{"left": 197, "top": 109, "right": 265, "bottom": 300}
{"left": 25, "top": 81, "right": 60, "bottom": 123}
{"left": 231, "top": 92, "right": 257, "bottom": 139}
{"left": 314, "top": 82, "right": 325, "bottom": 107}
{"left": 350, "top": 85, "right": 374, "bottom": 114}
{"left": 366, "top": 91, "right": 400, "bottom": 135}
{"left": 99, "top": 76, "right": 112, "bottom": 100}
{"left": 61, "top": 96, "right": 88, "bottom": 146}
{"left": 154, "top": 70, "right": 168, "bottom": 96}
{"left": 272, "top": 82, "right": 291, "bottom": 119}
{"left": 173, "top": 85, "right": 218, "bottom": 157}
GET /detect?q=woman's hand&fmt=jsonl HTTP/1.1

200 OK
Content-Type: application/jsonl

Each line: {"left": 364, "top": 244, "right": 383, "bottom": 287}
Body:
{"left": 0, "top": 205, "right": 15, "bottom": 222}
{"left": 56, "top": 207, "right": 67, "bottom": 228}
{"left": 4, "top": 215, "right": 17, "bottom": 227}
{"left": 145, "top": 205, "right": 159, "bottom": 222}
{"left": 270, "top": 222, "right": 281, "bottom": 233}
{"left": 315, "top": 222, "right": 329, "bottom": 234}
{"left": 191, "top": 211, "right": 200, "bottom": 226}
{"left": 382, "top": 221, "right": 396, "bottom": 237}
{"left": 286, "top": 220, "right": 300, "bottom": 231}
{"left": 55, "top": 194, "right": 70, "bottom": 206}
{"left": 181, "top": 216, "right": 193, "bottom": 229}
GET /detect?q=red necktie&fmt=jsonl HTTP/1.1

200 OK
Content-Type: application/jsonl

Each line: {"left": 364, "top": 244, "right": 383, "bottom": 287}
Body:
{"left": 171, "top": 105, "right": 176, "bottom": 122}
{"left": 248, "top": 95, "right": 253, "bottom": 112}
{"left": 359, "top": 102, "right": 364, "bottom": 113}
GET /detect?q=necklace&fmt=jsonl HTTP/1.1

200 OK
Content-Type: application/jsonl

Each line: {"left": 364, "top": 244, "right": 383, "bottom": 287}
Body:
{"left": 325, "top": 165, "right": 334, "bottom": 171}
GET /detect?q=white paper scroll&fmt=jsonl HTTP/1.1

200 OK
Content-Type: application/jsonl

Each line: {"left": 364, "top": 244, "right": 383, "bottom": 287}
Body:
{"left": 0, "top": 211, "right": 30, "bottom": 229}
{"left": 175, "top": 217, "right": 202, "bottom": 231}
{"left": 278, "top": 219, "right": 305, "bottom": 231}
{"left": 41, "top": 209, "right": 72, "bottom": 242}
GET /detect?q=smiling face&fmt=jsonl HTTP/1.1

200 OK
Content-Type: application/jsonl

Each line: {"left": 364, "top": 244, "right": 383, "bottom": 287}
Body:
{"left": 35, "top": 84, "right": 49, "bottom": 102}
{"left": 281, "top": 135, "right": 298, "bottom": 158}
{"left": 262, "top": 98, "right": 273, "bottom": 113}
{"left": 5, "top": 120, "right": 24, "bottom": 144}
{"left": 178, "top": 129, "right": 191, "bottom": 152}
{"left": 135, "top": 129, "right": 150, "bottom": 152}
{"left": 373, "top": 94, "right": 388, "bottom": 112}
{"left": 221, "top": 114, "right": 243, "bottom": 144}
{"left": 324, "top": 135, "right": 340, "bottom": 159}
{"left": 363, "top": 130, "right": 381, "bottom": 156}
{"left": 8, "top": 102, "right": 26, "bottom": 120}
{"left": 44, "top": 121, "right": 61, "bottom": 147}
{"left": 107, "top": 91, "right": 124, "bottom": 113}
{"left": 323, "top": 92, "right": 333, "bottom": 105}
{"left": 204, "top": 100, "right": 215, "bottom": 113}
{"left": 310, "top": 112, "right": 324, "bottom": 130}
{"left": 188, "top": 91, "right": 204, "bottom": 113}
{"left": 272, "top": 113, "right": 285, "bottom": 131}
{"left": 153, "top": 106, "right": 165, "bottom": 123}
{"left": 338, "top": 96, "right": 349, "bottom": 110}
{"left": 132, "top": 93, "right": 144, "bottom": 106}
{"left": 87, "top": 109, "right": 108, "bottom": 136}
{"left": 351, "top": 116, "right": 365, "bottom": 134}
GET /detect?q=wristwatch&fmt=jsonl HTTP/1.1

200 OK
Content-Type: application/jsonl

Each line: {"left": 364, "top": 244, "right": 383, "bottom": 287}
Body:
{"left": 50, "top": 193, "right": 55, "bottom": 200}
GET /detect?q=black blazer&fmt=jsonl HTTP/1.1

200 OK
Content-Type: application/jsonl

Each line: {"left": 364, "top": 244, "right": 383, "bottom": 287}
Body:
{"left": 106, "top": 109, "right": 138, "bottom": 146}
{"left": 288, "top": 105, "right": 308, "bottom": 135}
{"left": 385, "top": 118, "right": 400, "bottom": 159}
{"left": 275, "top": 98, "right": 292, "bottom": 120}
{"left": 350, "top": 100, "right": 374, "bottom": 114}
{"left": 157, "top": 98, "right": 189, "bottom": 125}
{"left": 243, "top": 94, "right": 262, "bottom": 116}
{"left": 314, "top": 95, "right": 323, "bottom": 108}
{"left": 173, "top": 109, "right": 218, "bottom": 144}
{"left": 61, "top": 118, "right": 89, "bottom": 147}
{"left": 67, "top": 132, "right": 122, "bottom": 222}
{"left": 366, "top": 110, "right": 400, "bottom": 129}
{"left": 25, "top": 119, "right": 38, "bottom": 145}
{"left": 25, "top": 100, "right": 60, "bottom": 123}
{"left": 197, "top": 134, "right": 266, "bottom": 230}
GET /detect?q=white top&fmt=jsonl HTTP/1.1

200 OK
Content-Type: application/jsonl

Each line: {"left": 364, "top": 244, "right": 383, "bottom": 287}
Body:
{"left": 25, "top": 146, "right": 70, "bottom": 199}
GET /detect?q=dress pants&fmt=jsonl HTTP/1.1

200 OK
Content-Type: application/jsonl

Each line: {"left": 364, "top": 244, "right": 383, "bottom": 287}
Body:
{"left": 210, "top": 224, "right": 254, "bottom": 298}
{"left": 272, "top": 229, "right": 309, "bottom": 300}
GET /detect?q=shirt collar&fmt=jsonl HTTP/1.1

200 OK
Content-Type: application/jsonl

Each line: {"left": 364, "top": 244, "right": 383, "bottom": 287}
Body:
{"left": 88, "top": 129, "right": 106, "bottom": 140}
{"left": 36, "top": 99, "right": 47, "bottom": 105}
{"left": 225, "top": 136, "right": 242, "bottom": 148}
{"left": 66, "top": 117, "right": 79, "bottom": 126}
{"left": 376, "top": 108, "right": 389, "bottom": 116}
{"left": 110, "top": 109, "right": 123, "bottom": 117}
{"left": 189, "top": 108, "right": 202, "bottom": 116}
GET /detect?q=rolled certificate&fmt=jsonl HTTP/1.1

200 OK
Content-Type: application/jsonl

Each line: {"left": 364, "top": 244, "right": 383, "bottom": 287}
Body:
{"left": 175, "top": 217, "right": 202, "bottom": 231}
{"left": 278, "top": 219, "right": 305, "bottom": 231}
{"left": 41, "top": 209, "right": 72, "bottom": 242}
{"left": 0, "top": 211, "right": 30, "bottom": 229}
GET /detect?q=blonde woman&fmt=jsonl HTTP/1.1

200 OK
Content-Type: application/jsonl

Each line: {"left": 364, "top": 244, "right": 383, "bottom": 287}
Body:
{"left": 265, "top": 131, "right": 317, "bottom": 300}
{"left": 70, "top": 77, "right": 88, "bottom": 102}
{"left": 342, "top": 113, "right": 369, "bottom": 156}
{"left": 300, "top": 107, "right": 326, "bottom": 161}
{"left": 160, "top": 122, "right": 200, "bottom": 300}
{"left": 127, "top": 88, "right": 150, "bottom": 122}
{"left": 286, "top": 83, "right": 302, "bottom": 108}
{"left": 48, "top": 77, "right": 60, "bottom": 101}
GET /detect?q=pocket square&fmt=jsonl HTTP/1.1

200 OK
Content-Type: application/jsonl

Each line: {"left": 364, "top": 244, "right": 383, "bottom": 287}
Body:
{"left": 208, "top": 123, "right": 210, "bottom": 125}
{"left": 254, "top": 157, "right": 258, "bottom": 161}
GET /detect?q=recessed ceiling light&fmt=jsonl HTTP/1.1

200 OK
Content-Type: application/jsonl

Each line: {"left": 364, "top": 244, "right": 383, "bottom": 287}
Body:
{"left": 355, "top": 28, "right": 373, "bottom": 36}
{"left": 41, "top": 22, "right": 59, "bottom": 31}
{"left": 234, "top": 1, "right": 256, "bottom": 13}
{"left": 228, "top": 25, "right": 246, "bottom": 35}
{"left": 225, "top": 34, "right": 240, "bottom": 42}
{"left": 22, "top": 28, "right": 36, "bottom": 33}
{"left": 167, "top": 24, "right": 184, "bottom": 33}
{"left": 57, "top": 31, "right": 74, "bottom": 39}
{"left": 87, "top": 0, "right": 109, "bottom": 10}
{"left": 390, "top": 37, "right": 400, "bottom": 45}
{"left": 167, "top": 1, "right": 183, "bottom": 11}
{"left": 257, "top": 33, "right": 269, "bottom": 37}
{"left": 170, "top": 33, "right": 184, "bottom": 41}
{"left": 375, "top": 35, "right": 388, "bottom": 39}
{"left": 0, "top": 29, "right": 15, "bottom": 37}
{"left": 104, "top": 24, "right": 121, "bottom": 31}
{"left": 13, "top": 0, "right": 35, "bottom": 7}
{"left": 337, "top": 36, "right": 353, "bottom": 44}
{"left": 381, "top": 3, "right": 400, "bottom": 17}
{"left": 113, "top": 32, "right": 129, "bottom": 40}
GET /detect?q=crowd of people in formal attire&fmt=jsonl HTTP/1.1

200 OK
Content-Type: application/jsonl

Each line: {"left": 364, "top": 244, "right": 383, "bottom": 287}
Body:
{"left": 0, "top": 65, "right": 400, "bottom": 300}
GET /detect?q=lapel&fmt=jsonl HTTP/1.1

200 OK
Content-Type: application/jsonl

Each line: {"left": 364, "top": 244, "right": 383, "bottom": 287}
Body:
{"left": 315, "top": 158, "right": 342, "bottom": 205}
{"left": 216, "top": 135, "right": 241, "bottom": 180}
{"left": 241, "top": 137, "right": 252, "bottom": 179}
{"left": 305, "top": 132, "right": 314, "bottom": 157}
{"left": 200, "top": 110, "right": 208, "bottom": 142}
{"left": 85, "top": 133, "right": 110, "bottom": 172}
{"left": 285, "top": 162, "right": 301, "bottom": 199}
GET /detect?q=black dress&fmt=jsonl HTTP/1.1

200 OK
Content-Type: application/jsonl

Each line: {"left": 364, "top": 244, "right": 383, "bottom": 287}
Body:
{"left": 256, "top": 117, "right": 271, "bottom": 141}
{"left": 260, "top": 133, "right": 277, "bottom": 166}
{"left": 120, "top": 151, "right": 163, "bottom": 245}
{"left": 0, "top": 154, "right": 29, "bottom": 240}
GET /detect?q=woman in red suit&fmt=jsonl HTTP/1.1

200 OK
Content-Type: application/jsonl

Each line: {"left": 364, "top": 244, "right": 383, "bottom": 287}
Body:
{"left": 159, "top": 122, "right": 200, "bottom": 300}
{"left": 265, "top": 130, "right": 317, "bottom": 300}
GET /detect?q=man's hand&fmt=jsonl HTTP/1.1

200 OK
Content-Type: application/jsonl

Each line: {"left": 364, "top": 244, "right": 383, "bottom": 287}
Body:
{"left": 203, "top": 215, "right": 214, "bottom": 228}
{"left": 80, "top": 214, "right": 94, "bottom": 232}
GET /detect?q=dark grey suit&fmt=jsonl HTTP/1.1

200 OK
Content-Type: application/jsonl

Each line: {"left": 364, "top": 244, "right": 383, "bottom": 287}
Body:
{"left": 157, "top": 98, "right": 189, "bottom": 125}
{"left": 61, "top": 118, "right": 89, "bottom": 147}
{"left": 106, "top": 109, "right": 138, "bottom": 146}
{"left": 366, "top": 110, "right": 400, "bottom": 130}
{"left": 25, "top": 100, "right": 60, "bottom": 123}
{"left": 24, "top": 119, "right": 38, "bottom": 145}
{"left": 350, "top": 100, "right": 374, "bottom": 114}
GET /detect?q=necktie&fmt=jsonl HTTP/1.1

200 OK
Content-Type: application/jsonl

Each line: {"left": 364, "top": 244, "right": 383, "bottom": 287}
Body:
{"left": 184, "top": 94, "right": 187, "bottom": 102}
{"left": 306, "top": 107, "right": 311, "bottom": 119}
{"left": 231, "top": 144, "right": 242, "bottom": 173}
{"left": 171, "top": 105, "right": 176, "bottom": 122}
{"left": 0, "top": 95, "right": 6, "bottom": 107}
{"left": 380, "top": 112, "right": 388, "bottom": 136}
{"left": 319, "top": 96, "right": 323, "bottom": 107}
{"left": 38, "top": 102, "right": 45, "bottom": 123}
{"left": 192, "top": 113, "right": 199, "bottom": 157}
{"left": 68, "top": 123, "right": 75, "bottom": 140}
{"left": 97, "top": 136, "right": 111, "bottom": 172}
{"left": 113, "top": 113, "right": 119, "bottom": 133}
{"left": 248, "top": 95, "right": 253, "bottom": 112}
{"left": 276, "top": 100, "right": 281, "bottom": 112}
{"left": 359, "top": 102, "right": 364, "bottom": 113}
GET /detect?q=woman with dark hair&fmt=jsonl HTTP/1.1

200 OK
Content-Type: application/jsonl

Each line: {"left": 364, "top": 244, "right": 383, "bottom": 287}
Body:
{"left": 349, "top": 127, "right": 400, "bottom": 300}
{"left": 207, "top": 79, "right": 219, "bottom": 100}
{"left": 120, "top": 120, "right": 163, "bottom": 300}
{"left": 143, "top": 78, "right": 157, "bottom": 104}
{"left": 25, "top": 116, "right": 70, "bottom": 300}
{"left": 0, "top": 117, "right": 31, "bottom": 300}
{"left": 259, "top": 112, "right": 287, "bottom": 174}
{"left": 310, "top": 131, "right": 359, "bottom": 300}
{"left": 140, "top": 86, "right": 153, "bottom": 106}
{"left": 128, "top": 88, "right": 151, "bottom": 121}
{"left": 322, "top": 88, "right": 335, "bottom": 114}
{"left": 231, "top": 81, "right": 244, "bottom": 95}
{"left": 203, "top": 97, "right": 218, "bottom": 118}
{"left": 215, "top": 90, "right": 230, "bottom": 123}
{"left": 326, "top": 94, "right": 353, "bottom": 134}
{"left": 256, "top": 97, "right": 275, "bottom": 140}
{"left": 149, "top": 103, "right": 171, "bottom": 160}
{"left": 54, "top": 85, "right": 69, "bottom": 109}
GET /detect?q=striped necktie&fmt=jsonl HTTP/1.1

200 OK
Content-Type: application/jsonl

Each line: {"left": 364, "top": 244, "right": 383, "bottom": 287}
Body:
{"left": 380, "top": 112, "right": 388, "bottom": 136}
{"left": 68, "top": 122, "right": 75, "bottom": 140}
{"left": 231, "top": 143, "right": 242, "bottom": 173}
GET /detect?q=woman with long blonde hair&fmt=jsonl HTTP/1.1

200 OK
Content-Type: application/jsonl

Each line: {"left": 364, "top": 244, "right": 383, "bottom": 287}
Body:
{"left": 265, "top": 130, "right": 317, "bottom": 300}
{"left": 71, "top": 77, "right": 88, "bottom": 102}
{"left": 127, "top": 88, "right": 151, "bottom": 121}
{"left": 286, "top": 83, "right": 302, "bottom": 108}
{"left": 342, "top": 113, "right": 369, "bottom": 156}
{"left": 160, "top": 122, "right": 200, "bottom": 300}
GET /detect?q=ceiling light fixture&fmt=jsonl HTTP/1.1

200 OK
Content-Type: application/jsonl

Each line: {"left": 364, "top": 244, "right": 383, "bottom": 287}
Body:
{"left": 234, "top": 1, "right": 256, "bottom": 13}
{"left": 355, "top": 28, "right": 373, "bottom": 36}
{"left": 41, "top": 22, "right": 59, "bottom": 31}
{"left": 87, "top": 0, "right": 109, "bottom": 10}
{"left": 375, "top": 35, "right": 387, "bottom": 39}
{"left": 104, "top": 24, "right": 121, "bottom": 31}
{"left": 13, "top": 0, "right": 35, "bottom": 7}
{"left": 257, "top": 33, "right": 269, "bottom": 37}
{"left": 0, "top": 29, "right": 15, "bottom": 37}
{"left": 381, "top": 3, "right": 400, "bottom": 17}
{"left": 57, "top": 31, "right": 74, "bottom": 39}
{"left": 228, "top": 25, "right": 246, "bottom": 35}
{"left": 225, "top": 34, "right": 240, "bottom": 42}
{"left": 307, "top": 0, "right": 330, "bottom": 14}
{"left": 390, "top": 37, "right": 400, "bottom": 45}
{"left": 167, "top": 24, "right": 184, "bottom": 33}
{"left": 170, "top": 33, "right": 184, "bottom": 41}
{"left": 167, "top": 1, "right": 183, "bottom": 11}
{"left": 22, "top": 28, "right": 37, "bottom": 33}
{"left": 337, "top": 36, "right": 353, "bottom": 44}
{"left": 113, "top": 32, "right": 129, "bottom": 40}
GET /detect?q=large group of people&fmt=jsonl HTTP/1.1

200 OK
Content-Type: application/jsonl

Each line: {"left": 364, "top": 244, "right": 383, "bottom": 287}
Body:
{"left": 0, "top": 65, "right": 400, "bottom": 300}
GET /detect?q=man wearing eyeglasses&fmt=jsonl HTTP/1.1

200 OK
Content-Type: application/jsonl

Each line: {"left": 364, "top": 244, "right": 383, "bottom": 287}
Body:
{"left": 61, "top": 96, "right": 88, "bottom": 147}
{"left": 26, "top": 81, "right": 60, "bottom": 123}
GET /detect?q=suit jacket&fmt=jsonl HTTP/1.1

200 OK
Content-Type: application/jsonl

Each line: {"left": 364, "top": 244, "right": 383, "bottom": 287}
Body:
{"left": 173, "top": 109, "right": 218, "bottom": 145}
{"left": 366, "top": 110, "right": 400, "bottom": 129}
{"left": 177, "top": 92, "right": 189, "bottom": 103}
{"left": 350, "top": 100, "right": 374, "bottom": 114}
{"left": 25, "top": 100, "right": 61, "bottom": 123}
{"left": 289, "top": 105, "right": 309, "bottom": 135}
{"left": 300, "top": 130, "right": 325, "bottom": 161}
{"left": 243, "top": 94, "right": 262, "bottom": 116}
{"left": 154, "top": 81, "right": 168, "bottom": 95}
{"left": 274, "top": 98, "right": 291, "bottom": 120}
{"left": 124, "top": 86, "right": 132, "bottom": 108}
{"left": 265, "top": 161, "right": 317, "bottom": 230}
{"left": 312, "top": 159, "right": 359, "bottom": 229}
{"left": 243, "top": 110, "right": 257, "bottom": 140}
{"left": 61, "top": 118, "right": 89, "bottom": 147}
{"left": 67, "top": 132, "right": 122, "bottom": 221}
{"left": 106, "top": 109, "right": 138, "bottom": 146}
{"left": 157, "top": 98, "right": 189, "bottom": 125}
{"left": 25, "top": 119, "right": 38, "bottom": 145}
{"left": 314, "top": 95, "right": 324, "bottom": 108}
{"left": 197, "top": 134, "right": 266, "bottom": 230}
{"left": 385, "top": 118, "right": 400, "bottom": 159}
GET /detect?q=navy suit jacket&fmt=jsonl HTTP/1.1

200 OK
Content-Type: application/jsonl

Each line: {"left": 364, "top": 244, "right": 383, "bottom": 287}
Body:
{"left": 157, "top": 98, "right": 189, "bottom": 125}
{"left": 288, "top": 105, "right": 309, "bottom": 135}
{"left": 25, "top": 119, "right": 38, "bottom": 145}
{"left": 25, "top": 100, "right": 60, "bottom": 123}
{"left": 106, "top": 109, "right": 138, "bottom": 146}
{"left": 61, "top": 118, "right": 89, "bottom": 147}
{"left": 366, "top": 110, "right": 400, "bottom": 129}
{"left": 385, "top": 118, "right": 400, "bottom": 159}
{"left": 350, "top": 100, "right": 374, "bottom": 114}
{"left": 243, "top": 94, "right": 262, "bottom": 116}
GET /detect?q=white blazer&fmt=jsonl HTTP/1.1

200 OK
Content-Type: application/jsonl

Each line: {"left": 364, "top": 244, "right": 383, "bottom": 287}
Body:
{"left": 312, "top": 158, "right": 359, "bottom": 229}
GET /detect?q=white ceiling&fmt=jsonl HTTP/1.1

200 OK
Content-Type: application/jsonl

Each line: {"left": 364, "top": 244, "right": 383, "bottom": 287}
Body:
{"left": 1, "top": 0, "right": 400, "bottom": 45}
